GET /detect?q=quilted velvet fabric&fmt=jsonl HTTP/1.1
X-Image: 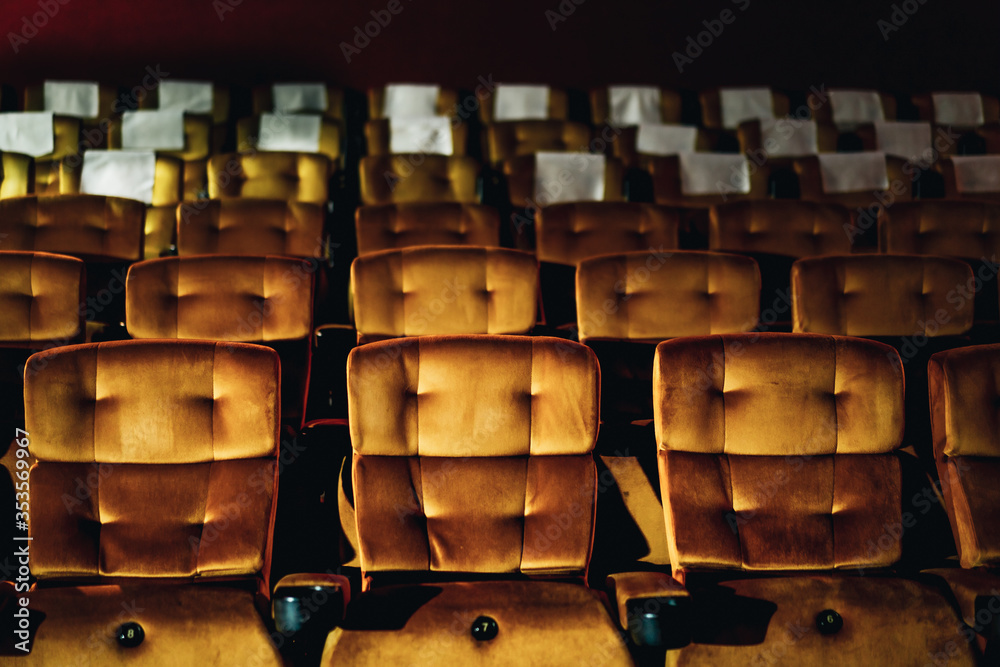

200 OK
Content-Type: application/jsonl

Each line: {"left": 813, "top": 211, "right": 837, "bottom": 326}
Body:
{"left": 177, "top": 199, "right": 325, "bottom": 258}
{"left": 710, "top": 200, "right": 854, "bottom": 257}
{"left": 355, "top": 203, "right": 499, "bottom": 256}
{"left": 0, "top": 251, "right": 84, "bottom": 346}
{"left": 207, "top": 151, "right": 331, "bottom": 205}
{"left": 359, "top": 155, "right": 480, "bottom": 205}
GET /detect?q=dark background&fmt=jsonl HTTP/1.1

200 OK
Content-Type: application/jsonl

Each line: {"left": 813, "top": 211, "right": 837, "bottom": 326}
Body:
{"left": 0, "top": 0, "right": 996, "bottom": 94}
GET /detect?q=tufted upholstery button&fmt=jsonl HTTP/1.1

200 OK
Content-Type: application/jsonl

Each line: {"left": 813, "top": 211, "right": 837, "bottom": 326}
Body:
{"left": 116, "top": 622, "right": 145, "bottom": 647}
{"left": 815, "top": 609, "right": 843, "bottom": 635}
{"left": 470, "top": 615, "right": 499, "bottom": 641}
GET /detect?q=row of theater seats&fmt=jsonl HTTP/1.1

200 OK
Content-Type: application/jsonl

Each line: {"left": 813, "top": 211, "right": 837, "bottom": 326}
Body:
{"left": 3, "top": 331, "right": 1000, "bottom": 665}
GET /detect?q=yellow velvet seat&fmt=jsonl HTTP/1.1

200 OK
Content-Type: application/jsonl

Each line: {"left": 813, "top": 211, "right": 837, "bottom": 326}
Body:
{"left": 358, "top": 155, "right": 480, "bottom": 205}
{"left": 136, "top": 82, "right": 231, "bottom": 154}
{"left": 477, "top": 86, "right": 568, "bottom": 124}
{"left": 365, "top": 118, "right": 467, "bottom": 158}
{"left": 352, "top": 246, "right": 537, "bottom": 344}
{"left": 710, "top": 200, "right": 854, "bottom": 258}
{"left": 590, "top": 86, "right": 683, "bottom": 126}
{"left": 23, "top": 82, "right": 118, "bottom": 149}
{"left": 5, "top": 340, "right": 283, "bottom": 665}
{"left": 648, "top": 154, "right": 771, "bottom": 208}
{"left": 880, "top": 200, "right": 1000, "bottom": 258}
{"left": 125, "top": 255, "right": 314, "bottom": 429}
{"left": 0, "top": 152, "right": 34, "bottom": 199}
{"left": 253, "top": 83, "right": 346, "bottom": 121}
{"left": 237, "top": 114, "right": 343, "bottom": 166}
{"left": 605, "top": 333, "right": 978, "bottom": 664}
{"left": 485, "top": 120, "right": 592, "bottom": 166}
{"left": 20, "top": 117, "right": 78, "bottom": 195}
{"left": 808, "top": 89, "right": 898, "bottom": 125}
{"left": 503, "top": 154, "right": 624, "bottom": 210}
{"left": 911, "top": 93, "right": 1000, "bottom": 127}
{"left": 793, "top": 154, "right": 911, "bottom": 210}
{"left": 699, "top": 88, "right": 792, "bottom": 131}
{"left": 208, "top": 151, "right": 331, "bottom": 206}
{"left": 938, "top": 156, "right": 1000, "bottom": 202}
{"left": 367, "top": 86, "right": 460, "bottom": 120}
{"left": 354, "top": 203, "right": 500, "bottom": 256}
{"left": 319, "top": 335, "right": 632, "bottom": 666}
{"left": 176, "top": 198, "right": 326, "bottom": 259}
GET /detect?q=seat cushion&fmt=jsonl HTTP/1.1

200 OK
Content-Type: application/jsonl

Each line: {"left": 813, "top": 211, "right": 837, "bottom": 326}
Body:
{"left": 322, "top": 581, "right": 631, "bottom": 666}
{"left": 668, "top": 574, "right": 977, "bottom": 666}
{"left": 2, "top": 583, "right": 282, "bottom": 665}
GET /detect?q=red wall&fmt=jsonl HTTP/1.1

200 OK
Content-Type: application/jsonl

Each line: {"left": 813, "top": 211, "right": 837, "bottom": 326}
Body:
{"left": 0, "top": 0, "right": 996, "bottom": 94}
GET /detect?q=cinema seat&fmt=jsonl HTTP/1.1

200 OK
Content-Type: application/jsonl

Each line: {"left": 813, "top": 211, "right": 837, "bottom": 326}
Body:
{"left": 590, "top": 86, "right": 683, "bottom": 126}
{"left": 0, "top": 151, "right": 34, "bottom": 199}
{"left": 295, "top": 335, "right": 632, "bottom": 665}
{"left": 253, "top": 83, "right": 346, "bottom": 121}
{"left": 136, "top": 81, "right": 231, "bottom": 153}
{"left": 176, "top": 198, "right": 326, "bottom": 257}
{"left": 607, "top": 333, "right": 977, "bottom": 665}
{"left": 23, "top": 81, "right": 118, "bottom": 149}
{"left": 358, "top": 155, "right": 480, "bottom": 205}
{"left": 698, "top": 87, "right": 791, "bottom": 152}
{"left": 912, "top": 92, "right": 1000, "bottom": 129}
{"left": 605, "top": 124, "right": 712, "bottom": 171}
{"left": 237, "top": 114, "right": 344, "bottom": 166}
{"left": 792, "top": 253, "right": 974, "bottom": 466}
{"left": 710, "top": 200, "right": 855, "bottom": 328}
{"left": 364, "top": 118, "right": 467, "bottom": 157}
{"left": 939, "top": 155, "right": 1000, "bottom": 202}
{"left": 0, "top": 339, "right": 287, "bottom": 665}
{"left": 21, "top": 117, "right": 79, "bottom": 195}
{"left": 534, "top": 202, "right": 679, "bottom": 328}
{"left": 576, "top": 250, "right": 759, "bottom": 577}
{"left": 880, "top": 201, "right": 1000, "bottom": 331}
{"left": 485, "top": 120, "right": 592, "bottom": 166}
{"left": 367, "top": 84, "right": 460, "bottom": 119}
{"left": 926, "top": 344, "right": 1000, "bottom": 658}
{"left": 477, "top": 84, "right": 569, "bottom": 123}
{"left": 208, "top": 151, "right": 332, "bottom": 206}
{"left": 648, "top": 153, "right": 771, "bottom": 208}
{"left": 354, "top": 203, "right": 500, "bottom": 256}
{"left": 57, "top": 151, "right": 183, "bottom": 260}
{"left": 808, "top": 88, "right": 897, "bottom": 125}
{"left": 125, "top": 254, "right": 314, "bottom": 430}
{"left": 504, "top": 153, "right": 624, "bottom": 210}
{"left": 0, "top": 194, "right": 145, "bottom": 330}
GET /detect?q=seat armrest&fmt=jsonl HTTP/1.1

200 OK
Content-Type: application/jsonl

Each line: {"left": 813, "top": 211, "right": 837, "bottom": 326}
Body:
{"left": 925, "top": 568, "right": 1000, "bottom": 634}
{"left": 606, "top": 571, "right": 690, "bottom": 648}
{"left": 272, "top": 573, "right": 350, "bottom": 643}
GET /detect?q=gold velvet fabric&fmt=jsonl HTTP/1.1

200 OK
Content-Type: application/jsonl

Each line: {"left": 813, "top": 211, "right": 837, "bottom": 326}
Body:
{"left": 2, "top": 152, "right": 34, "bottom": 199}
{"left": 24, "top": 82, "right": 119, "bottom": 138}
{"left": 478, "top": 88, "right": 569, "bottom": 124}
{"left": 576, "top": 251, "right": 760, "bottom": 343}
{"left": 881, "top": 201, "right": 1000, "bottom": 257}
{"left": 8, "top": 583, "right": 283, "bottom": 666}
{"left": 136, "top": 85, "right": 230, "bottom": 152}
{"left": 28, "top": 117, "right": 80, "bottom": 194}
{"left": 710, "top": 200, "right": 855, "bottom": 257}
{"left": 253, "top": 84, "right": 346, "bottom": 120}
{"left": 126, "top": 255, "right": 313, "bottom": 342}
{"left": 367, "top": 86, "right": 460, "bottom": 120}
{"left": 352, "top": 246, "right": 537, "bottom": 343}
{"left": 589, "top": 87, "right": 683, "bottom": 125}
{"left": 655, "top": 333, "right": 905, "bottom": 572}
{"left": 365, "top": 119, "right": 467, "bottom": 157}
{"left": 176, "top": 199, "right": 325, "bottom": 258}
{"left": 606, "top": 571, "right": 687, "bottom": 629}
{"left": 359, "top": 155, "right": 480, "bottom": 205}
{"left": 321, "top": 581, "right": 632, "bottom": 666}
{"left": 0, "top": 251, "right": 84, "bottom": 345}
{"left": 109, "top": 114, "right": 212, "bottom": 163}
{"left": 664, "top": 575, "right": 976, "bottom": 666}
{"left": 794, "top": 155, "right": 912, "bottom": 209}
{"left": 485, "top": 120, "right": 592, "bottom": 165}
{"left": 207, "top": 152, "right": 331, "bottom": 205}
{"left": 698, "top": 89, "right": 791, "bottom": 129}
{"left": 237, "top": 114, "right": 343, "bottom": 165}
{"left": 939, "top": 158, "right": 1000, "bottom": 202}
{"left": 355, "top": 203, "right": 500, "bottom": 256}
{"left": 792, "top": 254, "right": 974, "bottom": 336}
{"left": 24, "top": 340, "right": 279, "bottom": 579}
{"left": 0, "top": 194, "right": 145, "bottom": 262}
{"left": 59, "top": 154, "right": 183, "bottom": 208}
{"left": 928, "top": 344, "right": 1000, "bottom": 568}
{"left": 347, "top": 335, "right": 599, "bottom": 575}
{"left": 503, "top": 155, "right": 624, "bottom": 209}
{"left": 649, "top": 155, "right": 771, "bottom": 208}
{"left": 535, "top": 202, "right": 680, "bottom": 266}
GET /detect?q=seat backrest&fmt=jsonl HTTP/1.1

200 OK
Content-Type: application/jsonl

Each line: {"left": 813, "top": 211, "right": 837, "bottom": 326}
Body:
{"left": 794, "top": 154, "right": 910, "bottom": 209}
{"left": 648, "top": 154, "right": 771, "bottom": 207}
{"left": 928, "top": 344, "right": 1000, "bottom": 568}
{"left": 347, "top": 335, "right": 599, "bottom": 578}
{"left": 355, "top": 203, "right": 500, "bottom": 256}
{"left": 207, "top": 152, "right": 330, "bottom": 205}
{"left": 236, "top": 114, "right": 343, "bottom": 164}
{"left": 940, "top": 156, "right": 1000, "bottom": 201}
{"left": 792, "top": 254, "right": 974, "bottom": 337}
{"left": 589, "top": 86, "right": 683, "bottom": 126}
{"left": 655, "top": 333, "right": 904, "bottom": 573}
{"left": 108, "top": 113, "right": 213, "bottom": 163}
{"left": 504, "top": 154, "right": 624, "bottom": 209}
{"left": 1, "top": 152, "right": 34, "bottom": 199}
{"left": 359, "top": 155, "right": 480, "bottom": 205}
{"left": 59, "top": 152, "right": 183, "bottom": 208}
{"left": 536, "top": 203, "right": 680, "bottom": 266}
{"left": 699, "top": 88, "right": 790, "bottom": 130}
{"left": 710, "top": 200, "right": 854, "bottom": 257}
{"left": 576, "top": 251, "right": 759, "bottom": 342}
{"left": 0, "top": 251, "right": 84, "bottom": 347}
{"left": 0, "top": 194, "right": 145, "bottom": 262}
{"left": 478, "top": 85, "right": 568, "bottom": 123}
{"left": 177, "top": 199, "right": 325, "bottom": 258}
{"left": 253, "top": 83, "right": 346, "bottom": 121}
{"left": 24, "top": 82, "right": 118, "bottom": 129}
{"left": 486, "top": 120, "right": 592, "bottom": 165}
{"left": 352, "top": 246, "right": 536, "bottom": 344}
{"left": 808, "top": 89, "right": 897, "bottom": 125}
{"left": 364, "top": 118, "right": 467, "bottom": 157}
{"left": 25, "top": 339, "right": 280, "bottom": 584}
{"left": 367, "top": 85, "right": 460, "bottom": 120}
{"left": 911, "top": 93, "right": 1000, "bottom": 127}
{"left": 126, "top": 255, "right": 313, "bottom": 342}
{"left": 881, "top": 201, "right": 1000, "bottom": 258}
